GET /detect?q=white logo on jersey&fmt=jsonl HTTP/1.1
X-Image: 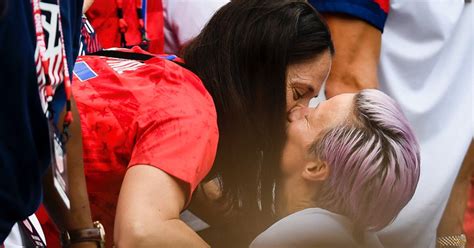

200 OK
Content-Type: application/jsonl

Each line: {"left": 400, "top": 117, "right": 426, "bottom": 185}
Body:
{"left": 106, "top": 58, "right": 144, "bottom": 74}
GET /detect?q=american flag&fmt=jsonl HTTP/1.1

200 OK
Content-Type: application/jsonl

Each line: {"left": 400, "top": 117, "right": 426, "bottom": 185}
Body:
{"left": 79, "top": 16, "right": 102, "bottom": 55}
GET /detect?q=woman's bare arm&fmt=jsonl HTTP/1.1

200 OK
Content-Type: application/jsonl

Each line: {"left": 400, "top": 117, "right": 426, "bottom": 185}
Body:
{"left": 322, "top": 14, "right": 382, "bottom": 98}
{"left": 114, "top": 165, "right": 209, "bottom": 248}
{"left": 42, "top": 98, "right": 96, "bottom": 248}
{"left": 437, "top": 141, "right": 474, "bottom": 243}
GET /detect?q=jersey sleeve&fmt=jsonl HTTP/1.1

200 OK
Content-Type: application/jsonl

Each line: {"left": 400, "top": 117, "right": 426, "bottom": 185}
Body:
{"left": 309, "top": 0, "right": 390, "bottom": 32}
{"left": 128, "top": 62, "right": 219, "bottom": 202}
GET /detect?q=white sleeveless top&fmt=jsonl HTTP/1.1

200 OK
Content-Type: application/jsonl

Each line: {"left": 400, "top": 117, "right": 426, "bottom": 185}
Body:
{"left": 251, "top": 208, "right": 383, "bottom": 248}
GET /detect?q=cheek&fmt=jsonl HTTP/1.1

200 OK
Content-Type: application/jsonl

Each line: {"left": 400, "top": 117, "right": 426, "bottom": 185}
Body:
{"left": 281, "top": 125, "right": 307, "bottom": 174}
{"left": 285, "top": 90, "right": 296, "bottom": 112}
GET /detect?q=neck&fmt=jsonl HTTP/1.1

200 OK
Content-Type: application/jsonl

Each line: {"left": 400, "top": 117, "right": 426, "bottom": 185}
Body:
{"left": 276, "top": 176, "right": 319, "bottom": 218}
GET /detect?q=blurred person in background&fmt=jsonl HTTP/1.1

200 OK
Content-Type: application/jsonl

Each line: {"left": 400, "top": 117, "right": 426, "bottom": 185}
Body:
{"left": 85, "top": 0, "right": 164, "bottom": 53}
{"left": 34, "top": 1, "right": 105, "bottom": 247}
{"left": 0, "top": 0, "right": 98, "bottom": 247}
{"left": 162, "top": 0, "right": 229, "bottom": 54}
{"left": 83, "top": 0, "right": 229, "bottom": 55}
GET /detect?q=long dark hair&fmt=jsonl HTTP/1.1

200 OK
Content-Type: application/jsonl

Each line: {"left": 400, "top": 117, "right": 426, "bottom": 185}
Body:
{"left": 183, "top": 0, "right": 334, "bottom": 219}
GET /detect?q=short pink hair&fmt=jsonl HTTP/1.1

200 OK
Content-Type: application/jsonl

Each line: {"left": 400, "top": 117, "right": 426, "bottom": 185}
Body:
{"left": 312, "top": 89, "right": 420, "bottom": 231}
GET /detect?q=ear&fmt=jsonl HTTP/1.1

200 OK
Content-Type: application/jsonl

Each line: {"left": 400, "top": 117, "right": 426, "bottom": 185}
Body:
{"left": 301, "top": 160, "right": 329, "bottom": 182}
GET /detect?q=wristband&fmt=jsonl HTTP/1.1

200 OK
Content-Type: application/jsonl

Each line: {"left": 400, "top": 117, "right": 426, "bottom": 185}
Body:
{"left": 61, "top": 221, "right": 106, "bottom": 248}
{"left": 437, "top": 234, "right": 467, "bottom": 248}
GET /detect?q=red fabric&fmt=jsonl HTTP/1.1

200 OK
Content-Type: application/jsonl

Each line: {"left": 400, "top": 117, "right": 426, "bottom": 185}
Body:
{"left": 373, "top": 0, "right": 390, "bottom": 13}
{"left": 144, "top": 0, "right": 165, "bottom": 53}
{"left": 40, "top": 49, "right": 218, "bottom": 247}
{"left": 86, "top": 0, "right": 164, "bottom": 53}
{"left": 36, "top": 205, "right": 60, "bottom": 248}
{"left": 81, "top": 17, "right": 102, "bottom": 54}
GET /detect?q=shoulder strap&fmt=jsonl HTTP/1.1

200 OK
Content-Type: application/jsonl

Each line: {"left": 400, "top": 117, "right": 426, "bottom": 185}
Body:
{"left": 90, "top": 50, "right": 154, "bottom": 61}
{"left": 89, "top": 50, "right": 189, "bottom": 70}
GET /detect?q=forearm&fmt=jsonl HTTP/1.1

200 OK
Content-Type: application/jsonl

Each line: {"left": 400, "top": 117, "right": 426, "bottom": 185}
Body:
{"left": 437, "top": 141, "right": 474, "bottom": 238}
{"left": 157, "top": 219, "right": 209, "bottom": 247}
{"left": 42, "top": 173, "right": 95, "bottom": 248}
{"left": 323, "top": 14, "right": 381, "bottom": 98}
{"left": 42, "top": 165, "right": 92, "bottom": 232}
{"left": 437, "top": 176, "right": 470, "bottom": 236}
{"left": 114, "top": 166, "right": 209, "bottom": 247}
{"left": 42, "top": 98, "right": 94, "bottom": 247}
{"left": 115, "top": 218, "right": 209, "bottom": 248}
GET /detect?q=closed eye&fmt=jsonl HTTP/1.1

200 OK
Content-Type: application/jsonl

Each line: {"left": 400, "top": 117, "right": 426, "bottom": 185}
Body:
{"left": 292, "top": 88, "right": 304, "bottom": 100}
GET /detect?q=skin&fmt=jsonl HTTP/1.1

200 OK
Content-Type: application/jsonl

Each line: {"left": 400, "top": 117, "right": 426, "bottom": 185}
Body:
{"left": 113, "top": 51, "right": 333, "bottom": 247}
{"left": 437, "top": 141, "right": 474, "bottom": 247}
{"left": 114, "top": 166, "right": 209, "bottom": 247}
{"left": 278, "top": 93, "right": 356, "bottom": 218}
{"left": 287, "top": 50, "right": 332, "bottom": 122}
{"left": 82, "top": 0, "right": 95, "bottom": 13}
{"left": 40, "top": 2, "right": 99, "bottom": 248}
{"left": 42, "top": 98, "right": 96, "bottom": 248}
{"left": 322, "top": 14, "right": 381, "bottom": 98}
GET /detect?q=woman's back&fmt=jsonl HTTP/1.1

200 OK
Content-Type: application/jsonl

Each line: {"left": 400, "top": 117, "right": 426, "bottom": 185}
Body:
{"left": 72, "top": 49, "right": 218, "bottom": 246}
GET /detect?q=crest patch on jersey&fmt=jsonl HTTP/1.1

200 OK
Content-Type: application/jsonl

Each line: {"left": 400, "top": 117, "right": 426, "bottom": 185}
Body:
{"left": 73, "top": 61, "right": 98, "bottom": 82}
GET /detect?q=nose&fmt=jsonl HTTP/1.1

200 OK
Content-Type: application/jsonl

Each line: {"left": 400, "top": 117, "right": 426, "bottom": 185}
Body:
{"left": 287, "top": 106, "right": 311, "bottom": 122}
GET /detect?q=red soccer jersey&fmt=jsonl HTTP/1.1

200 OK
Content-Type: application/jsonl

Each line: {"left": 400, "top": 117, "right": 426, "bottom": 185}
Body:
{"left": 71, "top": 50, "right": 218, "bottom": 245}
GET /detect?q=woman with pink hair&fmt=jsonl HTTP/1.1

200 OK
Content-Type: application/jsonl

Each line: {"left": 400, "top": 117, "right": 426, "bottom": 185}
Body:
{"left": 251, "top": 89, "right": 420, "bottom": 248}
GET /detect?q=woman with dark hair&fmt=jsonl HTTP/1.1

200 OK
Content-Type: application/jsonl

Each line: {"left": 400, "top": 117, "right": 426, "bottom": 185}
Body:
{"left": 64, "top": 0, "right": 334, "bottom": 247}
{"left": 182, "top": 0, "right": 333, "bottom": 215}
